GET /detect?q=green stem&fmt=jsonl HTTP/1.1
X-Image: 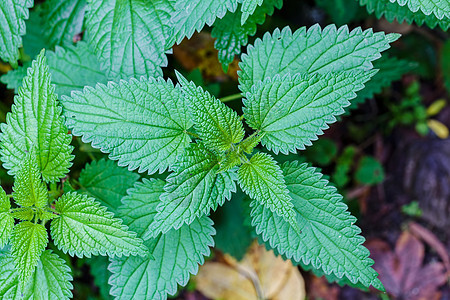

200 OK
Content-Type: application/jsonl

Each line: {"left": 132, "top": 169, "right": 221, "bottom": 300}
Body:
{"left": 220, "top": 93, "right": 242, "bottom": 103}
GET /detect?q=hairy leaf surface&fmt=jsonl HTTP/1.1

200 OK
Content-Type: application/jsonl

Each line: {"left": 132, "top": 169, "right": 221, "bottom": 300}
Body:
{"left": 239, "top": 24, "right": 399, "bottom": 94}
{"left": 62, "top": 77, "right": 192, "bottom": 174}
{"left": 46, "top": 42, "right": 108, "bottom": 96}
{"left": 51, "top": 192, "right": 147, "bottom": 258}
{"left": 110, "top": 179, "right": 215, "bottom": 300}
{"left": 79, "top": 159, "right": 140, "bottom": 215}
{"left": 0, "top": 188, "right": 13, "bottom": 248}
{"left": 177, "top": 72, "right": 244, "bottom": 152}
{"left": 41, "top": 0, "right": 87, "bottom": 46}
{"left": 359, "top": 0, "right": 449, "bottom": 30}
{"left": 212, "top": 0, "right": 282, "bottom": 71}
{"left": 238, "top": 152, "right": 299, "bottom": 232}
{"left": 85, "top": 0, "right": 171, "bottom": 79}
{"left": 251, "top": 161, "right": 383, "bottom": 290}
{"left": 0, "top": 51, "right": 74, "bottom": 182}
{"left": 0, "top": 0, "right": 33, "bottom": 67}
{"left": 171, "top": 0, "right": 239, "bottom": 44}
{"left": 149, "top": 143, "right": 236, "bottom": 237}
{"left": 389, "top": 0, "right": 449, "bottom": 19}
{"left": 12, "top": 153, "right": 48, "bottom": 208}
{"left": 244, "top": 71, "right": 374, "bottom": 154}
{"left": 11, "top": 221, "right": 48, "bottom": 286}
{"left": 0, "top": 251, "right": 19, "bottom": 298}
{"left": 240, "top": 0, "right": 264, "bottom": 23}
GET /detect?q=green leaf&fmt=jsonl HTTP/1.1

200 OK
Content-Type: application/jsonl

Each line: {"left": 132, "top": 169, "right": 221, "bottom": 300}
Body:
{"left": 85, "top": 256, "right": 113, "bottom": 300}
{"left": 46, "top": 41, "right": 109, "bottom": 97}
{"left": 213, "top": 188, "right": 253, "bottom": 260}
{"left": 85, "top": 0, "right": 172, "bottom": 80}
{"left": 78, "top": 159, "right": 140, "bottom": 215}
{"left": 11, "top": 221, "right": 48, "bottom": 286}
{"left": 239, "top": 24, "right": 400, "bottom": 94}
{"left": 0, "top": 250, "right": 73, "bottom": 299}
{"left": 244, "top": 71, "right": 375, "bottom": 154}
{"left": 238, "top": 152, "right": 300, "bottom": 233}
{"left": 0, "top": 188, "right": 13, "bottom": 248}
{"left": 171, "top": 0, "right": 239, "bottom": 44}
{"left": 212, "top": 0, "right": 282, "bottom": 71}
{"left": 22, "top": 5, "right": 49, "bottom": 58}
{"left": 389, "top": 0, "right": 449, "bottom": 20}
{"left": 61, "top": 77, "right": 192, "bottom": 175}
{"left": 251, "top": 161, "right": 383, "bottom": 290}
{"left": 110, "top": 178, "right": 215, "bottom": 299}
{"left": 177, "top": 72, "right": 245, "bottom": 152}
{"left": 240, "top": 0, "right": 264, "bottom": 24}
{"left": 0, "top": 50, "right": 74, "bottom": 183}
{"left": 41, "top": 0, "right": 87, "bottom": 46}
{"left": 50, "top": 192, "right": 147, "bottom": 258}
{"left": 355, "top": 156, "right": 385, "bottom": 185}
{"left": 148, "top": 143, "right": 237, "bottom": 237}
{"left": 350, "top": 55, "right": 417, "bottom": 110}
{"left": 359, "top": 0, "right": 449, "bottom": 30}
{"left": 0, "top": 62, "right": 31, "bottom": 93}
{"left": 12, "top": 153, "right": 48, "bottom": 208}
{"left": 0, "top": 0, "right": 33, "bottom": 67}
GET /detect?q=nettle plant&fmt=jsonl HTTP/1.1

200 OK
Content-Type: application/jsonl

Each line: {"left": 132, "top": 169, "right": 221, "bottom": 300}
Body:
{"left": 4, "top": 0, "right": 446, "bottom": 299}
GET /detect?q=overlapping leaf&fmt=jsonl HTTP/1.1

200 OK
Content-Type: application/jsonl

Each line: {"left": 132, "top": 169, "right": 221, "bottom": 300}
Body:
{"left": 177, "top": 72, "right": 244, "bottom": 152}
{"left": 0, "top": 188, "right": 13, "bottom": 248}
{"left": 110, "top": 179, "right": 215, "bottom": 299}
{"left": 78, "top": 159, "right": 140, "bottom": 215}
{"left": 41, "top": 0, "right": 87, "bottom": 46}
{"left": 12, "top": 153, "right": 48, "bottom": 208}
{"left": 238, "top": 152, "right": 299, "bottom": 233}
{"left": 0, "top": 51, "right": 74, "bottom": 182}
{"left": 85, "top": 0, "right": 172, "bottom": 79}
{"left": 239, "top": 24, "right": 400, "bottom": 94}
{"left": 61, "top": 77, "right": 192, "bottom": 174}
{"left": 0, "top": 251, "right": 20, "bottom": 298}
{"left": 0, "top": 0, "right": 33, "bottom": 67}
{"left": 251, "top": 161, "right": 383, "bottom": 290}
{"left": 244, "top": 71, "right": 374, "bottom": 154}
{"left": 171, "top": 0, "right": 239, "bottom": 44}
{"left": 148, "top": 143, "right": 237, "bottom": 238}
{"left": 50, "top": 192, "right": 147, "bottom": 258}
{"left": 85, "top": 256, "right": 112, "bottom": 300}
{"left": 0, "top": 62, "right": 30, "bottom": 93}
{"left": 46, "top": 42, "right": 108, "bottom": 96}
{"left": 212, "top": 0, "right": 282, "bottom": 71}
{"left": 389, "top": 0, "right": 449, "bottom": 20}
{"left": 11, "top": 221, "right": 48, "bottom": 286}
{"left": 240, "top": 0, "right": 264, "bottom": 23}
{"left": 359, "top": 0, "right": 449, "bottom": 30}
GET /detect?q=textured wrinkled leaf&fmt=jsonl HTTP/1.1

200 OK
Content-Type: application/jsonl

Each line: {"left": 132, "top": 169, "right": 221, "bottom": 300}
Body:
{"left": 110, "top": 178, "right": 215, "bottom": 300}
{"left": 212, "top": 0, "right": 282, "bottom": 71}
{"left": 0, "top": 250, "right": 73, "bottom": 299}
{"left": 0, "top": 0, "right": 33, "bottom": 67}
{"left": 0, "top": 188, "right": 13, "bottom": 248}
{"left": 177, "top": 72, "right": 244, "bottom": 152}
{"left": 0, "top": 51, "right": 74, "bottom": 182}
{"left": 46, "top": 41, "right": 109, "bottom": 97}
{"left": 148, "top": 143, "right": 237, "bottom": 238}
{"left": 79, "top": 159, "right": 140, "bottom": 215}
{"left": 350, "top": 55, "right": 417, "bottom": 110}
{"left": 359, "top": 0, "right": 449, "bottom": 30}
{"left": 240, "top": 0, "right": 264, "bottom": 24}
{"left": 61, "top": 77, "right": 192, "bottom": 175}
{"left": 238, "top": 152, "right": 299, "bottom": 233}
{"left": 251, "top": 161, "right": 383, "bottom": 290}
{"left": 171, "top": 0, "right": 239, "bottom": 44}
{"left": 239, "top": 24, "right": 399, "bottom": 94}
{"left": 51, "top": 192, "right": 147, "bottom": 258}
{"left": 244, "top": 71, "right": 374, "bottom": 154}
{"left": 389, "top": 0, "right": 449, "bottom": 20}
{"left": 12, "top": 153, "right": 48, "bottom": 208}
{"left": 11, "top": 221, "right": 48, "bottom": 286}
{"left": 85, "top": 0, "right": 171, "bottom": 79}
{"left": 41, "top": 0, "right": 87, "bottom": 46}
